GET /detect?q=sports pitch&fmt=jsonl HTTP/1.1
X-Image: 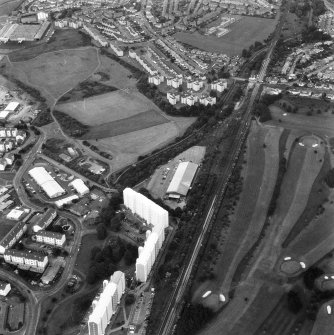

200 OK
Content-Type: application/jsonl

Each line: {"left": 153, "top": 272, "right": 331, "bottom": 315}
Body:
{"left": 174, "top": 16, "right": 277, "bottom": 55}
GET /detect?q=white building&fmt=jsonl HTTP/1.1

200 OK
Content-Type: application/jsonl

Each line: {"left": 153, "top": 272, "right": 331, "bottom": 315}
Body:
{"left": 55, "top": 195, "right": 79, "bottom": 208}
{"left": 166, "top": 162, "right": 198, "bottom": 198}
{"left": 4, "top": 102, "right": 19, "bottom": 113}
{"left": 69, "top": 179, "right": 89, "bottom": 196}
{"left": 167, "top": 92, "right": 180, "bottom": 105}
{"left": 83, "top": 23, "right": 109, "bottom": 47}
{"left": 88, "top": 271, "right": 125, "bottom": 335}
{"left": 0, "top": 221, "right": 27, "bottom": 254}
{"left": 211, "top": 79, "right": 227, "bottom": 92}
{"left": 35, "top": 230, "right": 66, "bottom": 247}
{"left": 4, "top": 249, "right": 48, "bottom": 273}
{"left": 32, "top": 209, "right": 57, "bottom": 233}
{"left": 0, "top": 281, "right": 11, "bottom": 296}
{"left": 29, "top": 167, "right": 65, "bottom": 199}
{"left": 123, "top": 188, "right": 169, "bottom": 229}
{"left": 109, "top": 42, "right": 124, "bottom": 57}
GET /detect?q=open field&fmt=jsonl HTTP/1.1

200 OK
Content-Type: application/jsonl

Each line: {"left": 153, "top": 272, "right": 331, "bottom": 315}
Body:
{"left": 310, "top": 302, "right": 334, "bottom": 335}
{"left": 89, "top": 117, "right": 196, "bottom": 173}
{"left": 219, "top": 125, "right": 282, "bottom": 294}
{"left": 174, "top": 16, "right": 278, "bottom": 56}
{"left": 7, "top": 28, "right": 92, "bottom": 62}
{"left": 277, "top": 96, "right": 334, "bottom": 115}
{"left": 4, "top": 48, "right": 99, "bottom": 100}
{"left": 271, "top": 135, "right": 325, "bottom": 249}
{"left": 192, "top": 123, "right": 282, "bottom": 312}
{"left": 269, "top": 105, "right": 334, "bottom": 137}
{"left": 0, "top": 0, "right": 22, "bottom": 16}
{"left": 56, "top": 90, "right": 163, "bottom": 125}
{"left": 81, "top": 110, "right": 169, "bottom": 140}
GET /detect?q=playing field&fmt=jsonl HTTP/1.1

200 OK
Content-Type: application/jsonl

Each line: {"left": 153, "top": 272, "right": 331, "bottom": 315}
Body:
{"left": 174, "top": 15, "right": 277, "bottom": 55}
{"left": 56, "top": 90, "right": 162, "bottom": 125}
{"left": 5, "top": 47, "right": 99, "bottom": 100}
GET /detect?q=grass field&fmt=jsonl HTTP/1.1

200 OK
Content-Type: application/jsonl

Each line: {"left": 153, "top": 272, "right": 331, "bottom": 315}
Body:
{"left": 269, "top": 105, "right": 334, "bottom": 137}
{"left": 90, "top": 117, "right": 195, "bottom": 173}
{"left": 5, "top": 48, "right": 99, "bottom": 100}
{"left": 174, "top": 15, "right": 278, "bottom": 55}
{"left": 0, "top": 0, "right": 22, "bottom": 16}
{"left": 219, "top": 125, "right": 283, "bottom": 294}
{"left": 56, "top": 90, "right": 162, "bottom": 125}
{"left": 7, "top": 29, "right": 92, "bottom": 62}
{"left": 271, "top": 136, "right": 325, "bottom": 249}
{"left": 81, "top": 110, "right": 169, "bottom": 140}
{"left": 310, "top": 302, "right": 334, "bottom": 335}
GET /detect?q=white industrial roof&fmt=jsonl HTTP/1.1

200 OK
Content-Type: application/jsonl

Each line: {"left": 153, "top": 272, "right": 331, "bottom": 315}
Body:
{"left": 0, "top": 111, "right": 9, "bottom": 119}
{"left": 5, "top": 102, "right": 19, "bottom": 112}
{"left": 69, "top": 178, "right": 89, "bottom": 195}
{"left": 6, "top": 208, "right": 25, "bottom": 220}
{"left": 55, "top": 195, "right": 78, "bottom": 208}
{"left": 166, "top": 162, "right": 198, "bottom": 196}
{"left": 29, "top": 167, "right": 65, "bottom": 199}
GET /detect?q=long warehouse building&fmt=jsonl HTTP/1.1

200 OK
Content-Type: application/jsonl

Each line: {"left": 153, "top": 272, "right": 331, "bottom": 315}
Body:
{"left": 123, "top": 188, "right": 169, "bottom": 229}
{"left": 166, "top": 161, "right": 198, "bottom": 198}
{"left": 29, "top": 167, "right": 65, "bottom": 199}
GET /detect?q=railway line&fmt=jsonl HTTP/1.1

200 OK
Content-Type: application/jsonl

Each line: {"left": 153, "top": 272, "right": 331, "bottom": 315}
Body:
{"left": 156, "top": 18, "right": 281, "bottom": 334}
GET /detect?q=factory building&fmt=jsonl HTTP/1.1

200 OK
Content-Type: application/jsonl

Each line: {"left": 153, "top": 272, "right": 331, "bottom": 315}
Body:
{"left": 29, "top": 167, "right": 65, "bottom": 199}
{"left": 123, "top": 188, "right": 169, "bottom": 229}
{"left": 166, "top": 162, "right": 198, "bottom": 199}
{"left": 88, "top": 272, "right": 125, "bottom": 335}
{"left": 69, "top": 179, "right": 89, "bottom": 196}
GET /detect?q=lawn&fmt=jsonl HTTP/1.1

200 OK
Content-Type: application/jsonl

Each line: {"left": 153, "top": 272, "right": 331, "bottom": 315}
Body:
{"left": 5, "top": 48, "right": 99, "bottom": 100}
{"left": 81, "top": 110, "right": 169, "bottom": 140}
{"left": 56, "top": 90, "right": 162, "bottom": 125}
{"left": 174, "top": 15, "right": 278, "bottom": 56}
{"left": 8, "top": 28, "right": 92, "bottom": 62}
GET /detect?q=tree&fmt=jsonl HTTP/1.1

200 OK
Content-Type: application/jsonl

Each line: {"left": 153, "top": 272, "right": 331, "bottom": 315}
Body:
{"left": 287, "top": 290, "right": 303, "bottom": 314}
{"left": 96, "top": 223, "right": 107, "bottom": 240}
{"left": 325, "top": 168, "right": 334, "bottom": 188}
{"left": 125, "top": 293, "right": 136, "bottom": 305}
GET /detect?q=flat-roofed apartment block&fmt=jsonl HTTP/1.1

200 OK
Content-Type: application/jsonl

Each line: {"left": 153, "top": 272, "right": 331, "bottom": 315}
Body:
{"left": 0, "top": 221, "right": 27, "bottom": 254}
{"left": 32, "top": 208, "right": 57, "bottom": 232}
{"left": 88, "top": 271, "right": 125, "bottom": 335}
{"left": 0, "top": 281, "right": 10, "bottom": 296}
{"left": 35, "top": 230, "right": 66, "bottom": 247}
{"left": 123, "top": 188, "right": 169, "bottom": 282}
{"left": 4, "top": 249, "right": 48, "bottom": 273}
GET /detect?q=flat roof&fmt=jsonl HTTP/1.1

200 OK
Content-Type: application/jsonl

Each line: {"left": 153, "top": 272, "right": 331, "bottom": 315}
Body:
{"left": 166, "top": 161, "right": 198, "bottom": 196}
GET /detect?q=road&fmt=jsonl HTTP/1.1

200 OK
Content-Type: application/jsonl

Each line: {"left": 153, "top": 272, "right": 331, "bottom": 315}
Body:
{"left": 5, "top": 128, "right": 85, "bottom": 335}
{"left": 157, "top": 12, "right": 283, "bottom": 335}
